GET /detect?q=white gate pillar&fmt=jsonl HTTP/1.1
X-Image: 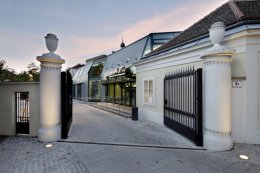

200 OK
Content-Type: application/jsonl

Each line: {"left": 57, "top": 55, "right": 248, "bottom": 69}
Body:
{"left": 201, "top": 22, "right": 235, "bottom": 151}
{"left": 37, "top": 34, "right": 65, "bottom": 142}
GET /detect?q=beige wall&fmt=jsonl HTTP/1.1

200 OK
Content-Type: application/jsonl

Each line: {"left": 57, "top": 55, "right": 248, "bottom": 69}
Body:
{"left": 0, "top": 82, "right": 40, "bottom": 136}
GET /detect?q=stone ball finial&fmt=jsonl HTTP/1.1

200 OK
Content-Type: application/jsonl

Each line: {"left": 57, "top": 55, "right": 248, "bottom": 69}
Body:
{"left": 209, "top": 22, "right": 225, "bottom": 46}
{"left": 45, "top": 33, "right": 59, "bottom": 53}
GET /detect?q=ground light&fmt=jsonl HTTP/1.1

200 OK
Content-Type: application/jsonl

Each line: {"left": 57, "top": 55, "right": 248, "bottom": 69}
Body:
{"left": 45, "top": 144, "right": 53, "bottom": 148}
{"left": 239, "top": 154, "right": 249, "bottom": 160}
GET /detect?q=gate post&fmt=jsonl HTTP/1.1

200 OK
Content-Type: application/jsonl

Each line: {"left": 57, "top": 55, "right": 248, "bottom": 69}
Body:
{"left": 37, "top": 34, "right": 65, "bottom": 142}
{"left": 201, "top": 22, "right": 235, "bottom": 151}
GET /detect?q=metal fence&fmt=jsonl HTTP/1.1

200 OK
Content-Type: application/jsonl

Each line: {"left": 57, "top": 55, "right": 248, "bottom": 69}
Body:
{"left": 61, "top": 71, "right": 73, "bottom": 139}
{"left": 164, "top": 67, "right": 203, "bottom": 146}
{"left": 15, "top": 92, "right": 30, "bottom": 134}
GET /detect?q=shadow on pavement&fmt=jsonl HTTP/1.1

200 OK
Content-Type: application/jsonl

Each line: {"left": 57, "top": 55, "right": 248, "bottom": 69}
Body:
{"left": 0, "top": 135, "right": 7, "bottom": 144}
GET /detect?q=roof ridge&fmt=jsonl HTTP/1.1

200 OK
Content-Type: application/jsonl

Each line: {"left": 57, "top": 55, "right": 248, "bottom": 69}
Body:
{"left": 228, "top": 0, "right": 245, "bottom": 21}
{"left": 146, "top": 1, "right": 229, "bottom": 56}
{"left": 182, "top": 2, "right": 230, "bottom": 32}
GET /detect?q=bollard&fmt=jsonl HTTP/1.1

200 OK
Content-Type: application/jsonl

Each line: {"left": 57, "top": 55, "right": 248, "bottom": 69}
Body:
{"left": 132, "top": 107, "right": 138, "bottom": 121}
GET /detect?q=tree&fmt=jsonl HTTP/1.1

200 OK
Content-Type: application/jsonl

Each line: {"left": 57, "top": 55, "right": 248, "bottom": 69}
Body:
{"left": 0, "top": 59, "right": 40, "bottom": 82}
{"left": 0, "top": 59, "right": 6, "bottom": 71}
{"left": 27, "top": 62, "right": 40, "bottom": 81}
{"left": 15, "top": 71, "right": 31, "bottom": 82}
{"left": 0, "top": 59, "right": 16, "bottom": 82}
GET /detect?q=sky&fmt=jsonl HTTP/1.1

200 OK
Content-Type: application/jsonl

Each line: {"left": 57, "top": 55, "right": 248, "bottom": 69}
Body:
{"left": 0, "top": 0, "right": 228, "bottom": 72}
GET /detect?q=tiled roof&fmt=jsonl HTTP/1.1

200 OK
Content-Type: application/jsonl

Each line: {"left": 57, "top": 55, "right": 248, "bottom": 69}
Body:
{"left": 235, "top": 0, "right": 260, "bottom": 20}
{"left": 145, "top": 0, "right": 260, "bottom": 58}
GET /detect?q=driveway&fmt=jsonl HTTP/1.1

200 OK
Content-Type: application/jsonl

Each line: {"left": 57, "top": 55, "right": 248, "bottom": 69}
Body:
{"left": 66, "top": 100, "right": 196, "bottom": 148}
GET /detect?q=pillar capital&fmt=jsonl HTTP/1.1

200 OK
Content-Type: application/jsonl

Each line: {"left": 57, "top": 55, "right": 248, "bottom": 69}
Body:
{"left": 37, "top": 54, "right": 65, "bottom": 69}
{"left": 37, "top": 54, "right": 65, "bottom": 63}
{"left": 201, "top": 48, "right": 235, "bottom": 65}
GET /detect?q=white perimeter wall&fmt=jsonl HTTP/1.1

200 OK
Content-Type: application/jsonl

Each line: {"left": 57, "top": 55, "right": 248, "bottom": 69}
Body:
{"left": 0, "top": 82, "right": 40, "bottom": 136}
{"left": 136, "top": 28, "right": 260, "bottom": 144}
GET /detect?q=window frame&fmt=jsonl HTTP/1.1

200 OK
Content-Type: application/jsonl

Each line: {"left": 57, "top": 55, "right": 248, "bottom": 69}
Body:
{"left": 143, "top": 77, "right": 155, "bottom": 107}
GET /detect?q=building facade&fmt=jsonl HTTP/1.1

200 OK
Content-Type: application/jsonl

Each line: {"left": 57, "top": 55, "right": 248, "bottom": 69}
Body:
{"left": 100, "top": 32, "right": 180, "bottom": 106}
{"left": 72, "top": 32, "right": 180, "bottom": 106}
{"left": 135, "top": 0, "right": 260, "bottom": 146}
{"left": 88, "top": 55, "right": 107, "bottom": 101}
{"left": 72, "top": 55, "right": 107, "bottom": 101}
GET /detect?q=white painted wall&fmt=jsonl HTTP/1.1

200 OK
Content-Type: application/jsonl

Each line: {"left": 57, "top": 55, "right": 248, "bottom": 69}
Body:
{"left": 136, "top": 26, "right": 260, "bottom": 144}
{"left": 136, "top": 61, "right": 204, "bottom": 125}
{"left": 244, "top": 30, "right": 260, "bottom": 144}
{"left": 231, "top": 80, "right": 246, "bottom": 143}
{"left": 0, "top": 82, "right": 40, "bottom": 136}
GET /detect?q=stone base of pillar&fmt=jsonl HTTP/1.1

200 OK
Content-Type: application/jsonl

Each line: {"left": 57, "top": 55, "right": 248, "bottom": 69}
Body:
{"left": 204, "top": 131, "right": 233, "bottom": 151}
{"left": 38, "top": 126, "right": 61, "bottom": 142}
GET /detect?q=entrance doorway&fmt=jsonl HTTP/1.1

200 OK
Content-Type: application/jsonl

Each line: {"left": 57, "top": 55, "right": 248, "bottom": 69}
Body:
{"left": 15, "top": 92, "right": 29, "bottom": 134}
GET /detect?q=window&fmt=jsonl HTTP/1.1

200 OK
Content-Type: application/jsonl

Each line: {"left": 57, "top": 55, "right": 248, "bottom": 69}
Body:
{"left": 143, "top": 79, "right": 154, "bottom": 105}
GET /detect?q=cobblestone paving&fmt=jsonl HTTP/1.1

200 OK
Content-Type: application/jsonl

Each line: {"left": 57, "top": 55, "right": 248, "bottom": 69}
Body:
{"left": 0, "top": 136, "right": 89, "bottom": 173}
{"left": 69, "top": 142, "right": 260, "bottom": 173}
{"left": 68, "top": 102, "right": 196, "bottom": 148}
{"left": 1, "top": 101, "right": 260, "bottom": 173}
{"left": 1, "top": 136, "right": 260, "bottom": 173}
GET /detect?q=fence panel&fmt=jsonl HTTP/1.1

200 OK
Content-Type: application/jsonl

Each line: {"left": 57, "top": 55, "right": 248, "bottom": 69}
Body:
{"left": 164, "top": 67, "right": 203, "bottom": 146}
{"left": 15, "top": 92, "right": 30, "bottom": 134}
{"left": 61, "top": 71, "right": 73, "bottom": 139}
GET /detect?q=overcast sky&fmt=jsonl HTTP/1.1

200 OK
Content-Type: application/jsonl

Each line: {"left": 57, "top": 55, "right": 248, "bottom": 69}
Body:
{"left": 0, "top": 0, "right": 228, "bottom": 72}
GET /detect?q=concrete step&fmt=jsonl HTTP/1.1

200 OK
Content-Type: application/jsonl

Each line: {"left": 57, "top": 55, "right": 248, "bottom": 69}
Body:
{"left": 89, "top": 104, "right": 132, "bottom": 118}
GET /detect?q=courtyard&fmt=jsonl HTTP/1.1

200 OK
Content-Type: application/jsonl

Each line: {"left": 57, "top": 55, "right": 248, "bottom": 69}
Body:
{"left": 1, "top": 0, "right": 260, "bottom": 172}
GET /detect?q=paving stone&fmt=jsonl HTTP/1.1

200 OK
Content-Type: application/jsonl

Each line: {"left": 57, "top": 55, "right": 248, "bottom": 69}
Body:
{"left": 1, "top": 101, "right": 260, "bottom": 173}
{"left": 0, "top": 137, "right": 89, "bottom": 173}
{"left": 68, "top": 101, "right": 196, "bottom": 148}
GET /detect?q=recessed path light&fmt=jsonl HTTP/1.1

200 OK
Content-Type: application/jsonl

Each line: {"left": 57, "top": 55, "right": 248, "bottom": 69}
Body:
{"left": 239, "top": 154, "right": 249, "bottom": 160}
{"left": 45, "top": 144, "right": 53, "bottom": 148}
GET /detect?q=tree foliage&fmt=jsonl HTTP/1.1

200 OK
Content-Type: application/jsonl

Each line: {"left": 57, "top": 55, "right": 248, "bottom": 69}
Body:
{"left": 0, "top": 59, "right": 40, "bottom": 82}
{"left": 27, "top": 62, "right": 40, "bottom": 81}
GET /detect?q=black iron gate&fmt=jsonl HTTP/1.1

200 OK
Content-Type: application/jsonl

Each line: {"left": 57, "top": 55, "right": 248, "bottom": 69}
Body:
{"left": 15, "top": 92, "right": 29, "bottom": 134}
{"left": 61, "top": 71, "right": 73, "bottom": 139}
{"left": 164, "top": 67, "right": 203, "bottom": 146}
